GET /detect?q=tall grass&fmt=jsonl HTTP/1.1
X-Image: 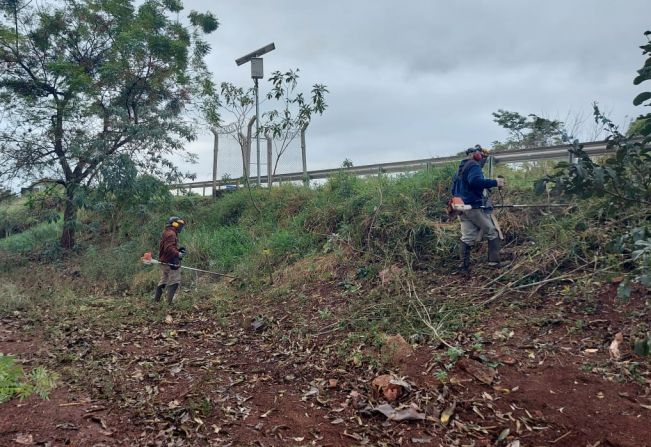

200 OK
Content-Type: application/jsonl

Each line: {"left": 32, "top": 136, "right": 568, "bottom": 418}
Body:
{"left": 0, "top": 162, "right": 580, "bottom": 291}
{"left": 0, "top": 220, "right": 61, "bottom": 265}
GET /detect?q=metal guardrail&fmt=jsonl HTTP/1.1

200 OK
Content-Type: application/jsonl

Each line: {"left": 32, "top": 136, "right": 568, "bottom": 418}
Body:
{"left": 172, "top": 140, "right": 611, "bottom": 194}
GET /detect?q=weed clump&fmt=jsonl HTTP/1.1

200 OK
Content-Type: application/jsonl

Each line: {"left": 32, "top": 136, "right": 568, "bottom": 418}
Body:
{"left": 0, "top": 355, "right": 59, "bottom": 403}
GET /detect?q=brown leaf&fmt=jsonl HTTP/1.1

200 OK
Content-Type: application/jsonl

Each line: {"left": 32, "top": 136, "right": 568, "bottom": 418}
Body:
{"left": 371, "top": 374, "right": 406, "bottom": 402}
{"left": 14, "top": 434, "right": 34, "bottom": 445}
{"left": 609, "top": 332, "right": 624, "bottom": 360}
{"left": 458, "top": 358, "right": 496, "bottom": 385}
{"left": 391, "top": 406, "right": 426, "bottom": 422}
{"left": 374, "top": 403, "right": 425, "bottom": 421}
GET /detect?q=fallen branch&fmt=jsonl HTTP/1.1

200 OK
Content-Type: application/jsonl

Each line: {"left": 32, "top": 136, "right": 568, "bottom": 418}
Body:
{"left": 480, "top": 259, "right": 628, "bottom": 306}
{"left": 404, "top": 278, "right": 454, "bottom": 348}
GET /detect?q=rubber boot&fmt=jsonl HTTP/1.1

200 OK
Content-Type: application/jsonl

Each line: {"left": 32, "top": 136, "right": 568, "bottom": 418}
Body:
{"left": 487, "top": 238, "right": 503, "bottom": 268}
{"left": 166, "top": 283, "right": 179, "bottom": 305}
{"left": 154, "top": 284, "right": 166, "bottom": 302}
{"left": 459, "top": 242, "right": 472, "bottom": 274}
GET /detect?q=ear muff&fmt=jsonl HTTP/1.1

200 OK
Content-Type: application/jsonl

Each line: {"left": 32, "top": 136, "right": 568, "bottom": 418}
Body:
{"left": 171, "top": 219, "right": 185, "bottom": 229}
{"left": 172, "top": 221, "right": 179, "bottom": 228}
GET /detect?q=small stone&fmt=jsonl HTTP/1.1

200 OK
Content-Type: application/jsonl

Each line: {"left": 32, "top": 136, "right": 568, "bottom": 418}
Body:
{"left": 381, "top": 334, "right": 414, "bottom": 366}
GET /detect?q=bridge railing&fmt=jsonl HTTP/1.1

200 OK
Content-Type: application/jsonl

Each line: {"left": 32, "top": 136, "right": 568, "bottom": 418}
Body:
{"left": 171, "top": 140, "right": 611, "bottom": 196}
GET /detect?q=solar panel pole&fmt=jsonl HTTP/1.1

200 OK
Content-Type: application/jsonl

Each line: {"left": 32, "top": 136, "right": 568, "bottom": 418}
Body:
{"left": 235, "top": 43, "right": 275, "bottom": 187}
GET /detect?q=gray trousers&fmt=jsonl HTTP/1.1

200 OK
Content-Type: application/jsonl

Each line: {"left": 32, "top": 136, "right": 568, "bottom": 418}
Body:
{"left": 459, "top": 208, "right": 498, "bottom": 245}
{"left": 158, "top": 264, "right": 181, "bottom": 286}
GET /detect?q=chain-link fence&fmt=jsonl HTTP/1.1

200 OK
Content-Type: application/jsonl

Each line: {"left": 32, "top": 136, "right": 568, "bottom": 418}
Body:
{"left": 212, "top": 124, "right": 305, "bottom": 186}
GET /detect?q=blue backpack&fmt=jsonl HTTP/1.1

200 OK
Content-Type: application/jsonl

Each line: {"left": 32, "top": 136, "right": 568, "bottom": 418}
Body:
{"left": 446, "top": 160, "right": 477, "bottom": 215}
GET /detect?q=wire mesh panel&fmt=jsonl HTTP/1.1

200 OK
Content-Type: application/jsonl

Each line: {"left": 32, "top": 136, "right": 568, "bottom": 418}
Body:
{"left": 266, "top": 128, "right": 303, "bottom": 178}
{"left": 215, "top": 124, "right": 305, "bottom": 185}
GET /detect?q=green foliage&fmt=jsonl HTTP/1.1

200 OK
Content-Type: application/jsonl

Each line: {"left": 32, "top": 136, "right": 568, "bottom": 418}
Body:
{"left": 0, "top": 191, "right": 61, "bottom": 238}
{"left": 434, "top": 369, "right": 448, "bottom": 382}
{"left": 263, "top": 69, "right": 328, "bottom": 177}
{"left": 632, "top": 31, "right": 651, "bottom": 138}
{"left": 538, "top": 110, "right": 650, "bottom": 208}
{"left": 0, "top": 220, "right": 61, "bottom": 257}
{"left": 446, "top": 346, "right": 465, "bottom": 364}
{"left": 0, "top": 283, "right": 29, "bottom": 314}
{"left": 534, "top": 112, "right": 651, "bottom": 290}
{"left": 0, "top": 355, "right": 59, "bottom": 403}
{"left": 0, "top": 197, "right": 37, "bottom": 238}
{"left": 89, "top": 155, "right": 172, "bottom": 237}
{"left": 267, "top": 229, "right": 316, "bottom": 263}
{"left": 0, "top": 187, "right": 13, "bottom": 203}
{"left": 0, "top": 0, "right": 218, "bottom": 248}
{"left": 78, "top": 240, "right": 145, "bottom": 290}
{"left": 633, "top": 334, "right": 651, "bottom": 356}
{"left": 535, "top": 32, "right": 651, "bottom": 291}
{"left": 185, "top": 226, "right": 253, "bottom": 272}
{"left": 491, "top": 109, "right": 564, "bottom": 151}
{"left": 188, "top": 10, "right": 219, "bottom": 33}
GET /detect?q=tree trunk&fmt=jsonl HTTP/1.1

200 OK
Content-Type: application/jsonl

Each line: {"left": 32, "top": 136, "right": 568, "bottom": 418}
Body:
{"left": 60, "top": 185, "right": 76, "bottom": 249}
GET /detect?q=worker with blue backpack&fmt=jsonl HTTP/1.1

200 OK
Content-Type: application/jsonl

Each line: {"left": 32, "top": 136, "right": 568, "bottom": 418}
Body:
{"left": 450, "top": 145, "right": 505, "bottom": 273}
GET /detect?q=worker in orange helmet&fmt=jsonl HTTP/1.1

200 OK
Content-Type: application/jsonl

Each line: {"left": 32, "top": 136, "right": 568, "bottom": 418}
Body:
{"left": 153, "top": 216, "right": 187, "bottom": 304}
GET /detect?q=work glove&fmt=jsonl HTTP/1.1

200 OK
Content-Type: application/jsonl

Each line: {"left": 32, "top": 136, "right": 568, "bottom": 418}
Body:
{"left": 496, "top": 177, "right": 506, "bottom": 189}
{"left": 179, "top": 247, "right": 187, "bottom": 259}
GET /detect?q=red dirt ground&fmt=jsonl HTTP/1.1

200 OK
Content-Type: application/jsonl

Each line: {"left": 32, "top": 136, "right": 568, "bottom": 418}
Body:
{"left": 1, "top": 274, "right": 650, "bottom": 446}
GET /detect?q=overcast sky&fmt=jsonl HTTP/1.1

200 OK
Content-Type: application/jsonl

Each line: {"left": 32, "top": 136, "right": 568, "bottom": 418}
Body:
{"left": 181, "top": 0, "right": 650, "bottom": 180}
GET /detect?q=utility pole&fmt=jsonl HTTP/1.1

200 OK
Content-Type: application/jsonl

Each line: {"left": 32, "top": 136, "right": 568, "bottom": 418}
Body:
{"left": 211, "top": 128, "right": 218, "bottom": 197}
{"left": 254, "top": 74, "right": 261, "bottom": 186}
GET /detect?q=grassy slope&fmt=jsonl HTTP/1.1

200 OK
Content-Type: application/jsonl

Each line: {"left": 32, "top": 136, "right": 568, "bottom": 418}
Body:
{"left": 1, "top": 166, "right": 650, "bottom": 446}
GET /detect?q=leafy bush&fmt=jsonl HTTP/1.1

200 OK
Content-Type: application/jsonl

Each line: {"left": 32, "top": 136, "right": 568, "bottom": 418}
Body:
{"left": 536, "top": 31, "right": 651, "bottom": 292}
{"left": 0, "top": 221, "right": 61, "bottom": 257}
{"left": 79, "top": 240, "right": 147, "bottom": 290}
{"left": 0, "top": 283, "right": 29, "bottom": 314}
{"left": 186, "top": 226, "right": 254, "bottom": 272}
{"left": 0, "top": 193, "right": 61, "bottom": 238}
{"left": 0, "top": 355, "right": 59, "bottom": 403}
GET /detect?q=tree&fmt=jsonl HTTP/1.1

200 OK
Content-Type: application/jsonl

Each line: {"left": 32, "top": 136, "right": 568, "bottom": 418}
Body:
{"left": 217, "top": 82, "right": 256, "bottom": 180}
{"left": 0, "top": 0, "right": 218, "bottom": 248}
{"left": 90, "top": 154, "right": 171, "bottom": 240}
{"left": 632, "top": 31, "right": 651, "bottom": 138}
{"left": 262, "top": 69, "right": 328, "bottom": 181}
{"left": 491, "top": 110, "right": 564, "bottom": 151}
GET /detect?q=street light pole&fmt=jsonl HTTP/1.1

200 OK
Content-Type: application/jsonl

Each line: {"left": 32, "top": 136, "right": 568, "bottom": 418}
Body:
{"left": 235, "top": 43, "right": 275, "bottom": 188}
{"left": 254, "top": 77, "right": 260, "bottom": 186}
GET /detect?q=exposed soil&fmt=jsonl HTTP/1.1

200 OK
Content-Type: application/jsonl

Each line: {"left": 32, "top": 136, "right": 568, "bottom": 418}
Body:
{"left": 1, "top": 264, "right": 650, "bottom": 447}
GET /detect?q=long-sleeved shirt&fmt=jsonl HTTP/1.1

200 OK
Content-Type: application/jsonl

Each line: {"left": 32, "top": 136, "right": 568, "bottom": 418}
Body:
{"left": 452, "top": 159, "right": 497, "bottom": 208}
{"left": 158, "top": 227, "right": 180, "bottom": 263}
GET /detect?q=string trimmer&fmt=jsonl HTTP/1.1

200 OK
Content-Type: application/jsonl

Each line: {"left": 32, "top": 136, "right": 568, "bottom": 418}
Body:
{"left": 480, "top": 203, "right": 568, "bottom": 209}
{"left": 141, "top": 252, "right": 237, "bottom": 279}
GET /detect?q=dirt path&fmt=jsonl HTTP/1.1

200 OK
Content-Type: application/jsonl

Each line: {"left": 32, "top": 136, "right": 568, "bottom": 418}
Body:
{"left": 1, "top": 280, "right": 650, "bottom": 446}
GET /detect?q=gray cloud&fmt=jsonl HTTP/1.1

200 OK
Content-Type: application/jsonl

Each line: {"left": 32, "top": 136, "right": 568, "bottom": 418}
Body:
{"left": 180, "top": 0, "right": 650, "bottom": 180}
